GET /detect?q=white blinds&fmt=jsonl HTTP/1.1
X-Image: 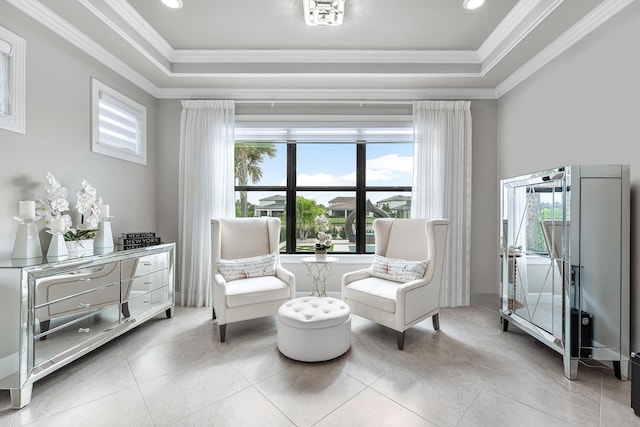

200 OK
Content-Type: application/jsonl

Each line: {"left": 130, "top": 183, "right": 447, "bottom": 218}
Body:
{"left": 235, "top": 126, "right": 413, "bottom": 142}
{"left": 98, "top": 91, "right": 143, "bottom": 153}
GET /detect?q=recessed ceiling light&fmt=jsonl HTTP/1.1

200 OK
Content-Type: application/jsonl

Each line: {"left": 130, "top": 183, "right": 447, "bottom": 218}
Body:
{"left": 161, "top": 0, "right": 183, "bottom": 9}
{"left": 463, "top": 0, "right": 485, "bottom": 10}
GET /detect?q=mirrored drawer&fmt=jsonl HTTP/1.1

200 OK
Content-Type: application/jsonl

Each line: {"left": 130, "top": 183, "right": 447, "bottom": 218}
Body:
{"left": 122, "top": 268, "right": 168, "bottom": 303}
{"left": 124, "top": 286, "right": 170, "bottom": 319}
{"left": 33, "top": 262, "right": 120, "bottom": 309}
{"left": 33, "top": 304, "right": 121, "bottom": 370}
{"left": 122, "top": 252, "right": 170, "bottom": 280}
{"left": 35, "top": 282, "right": 121, "bottom": 320}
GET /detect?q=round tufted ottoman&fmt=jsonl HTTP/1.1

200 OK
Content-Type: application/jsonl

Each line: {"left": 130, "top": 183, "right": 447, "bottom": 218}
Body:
{"left": 277, "top": 296, "right": 351, "bottom": 362}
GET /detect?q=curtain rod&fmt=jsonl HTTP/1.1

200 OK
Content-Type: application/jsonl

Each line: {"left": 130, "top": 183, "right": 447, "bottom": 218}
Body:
{"left": 234, "top": 100, "right": 413, "bottom": 106}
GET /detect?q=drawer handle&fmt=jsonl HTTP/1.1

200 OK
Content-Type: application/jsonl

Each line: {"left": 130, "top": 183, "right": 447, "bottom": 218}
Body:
{"left": 143, "top": 262, "right": 152, "bottom": 266}
{"left": 144, "top": 281, "right": 152, "bottom": 285}
{"left": 78, "top": 328, "right": 90, "bottom": 333}
{"left": 78, "top": 303, "right": 91, "bottom": 308}
{"left": 80, "top": 278, "right": 91, "bottom": 282}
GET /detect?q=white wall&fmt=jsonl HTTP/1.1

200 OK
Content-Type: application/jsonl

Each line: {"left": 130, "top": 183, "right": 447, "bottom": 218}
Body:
{"left": 497, "top": 1, "right": 640, "bottom": 347}
{"left": 0, "top": 4, "right": 159, "bottom": 258}
{"left": 156, "top": 99, "right": 498, "bottom": 297}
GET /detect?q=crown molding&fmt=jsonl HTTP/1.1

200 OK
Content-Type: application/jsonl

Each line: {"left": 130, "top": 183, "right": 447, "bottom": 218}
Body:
{"left": 6, "top": 0, "right": 159, "bottom": 96}
{"left": 79, "top": 0, "right": 172, "bottom": 78}
{"left": 495, "top": 0, "right": 635, "bottom": 97}
{"left": 7, "top": 0, "right": 633, "bottom": 101}
{"left": 478, "top": 0, "right": 563, "bottom": 75}
{"left": 171, "top": 49, "right": 480, "bottom": 64}
{"left": 154, "top": 87, "right": 498, "bottom": 100}
{"left": 105, "top": 0, "right": 173, "bottom": 59}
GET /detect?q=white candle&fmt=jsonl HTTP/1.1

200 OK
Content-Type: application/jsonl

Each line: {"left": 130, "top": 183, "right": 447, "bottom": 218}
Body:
{"left": 50, "top": 217, "right": 66, "bottom": 234}
{"left": 100, "top": 204, "right": 110, "bottom": 219}
{"left": 19, "top": 200, "right": 36, "bottom": 221}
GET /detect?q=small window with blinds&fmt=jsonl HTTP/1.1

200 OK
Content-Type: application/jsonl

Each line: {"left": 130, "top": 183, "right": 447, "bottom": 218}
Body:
{"left": 91, "top": 78, "right": 147, "bottom": 165}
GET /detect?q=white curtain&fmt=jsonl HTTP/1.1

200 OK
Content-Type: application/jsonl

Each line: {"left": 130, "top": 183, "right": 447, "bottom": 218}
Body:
{"left": 178, "top": 100, "right": 235, "bottom": 307}
{"left": 411, "top": 100, "right": 472, "bottom": 307}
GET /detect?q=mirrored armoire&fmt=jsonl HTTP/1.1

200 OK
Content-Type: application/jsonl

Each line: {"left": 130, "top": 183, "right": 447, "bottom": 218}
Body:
{"left": 500, "top": 165, "right": 630, "bottom": 380}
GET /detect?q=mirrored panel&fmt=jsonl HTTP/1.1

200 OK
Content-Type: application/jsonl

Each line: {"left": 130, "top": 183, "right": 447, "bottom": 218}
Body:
{"left": 502, "top": 174, "right": 568, "bottom": 342}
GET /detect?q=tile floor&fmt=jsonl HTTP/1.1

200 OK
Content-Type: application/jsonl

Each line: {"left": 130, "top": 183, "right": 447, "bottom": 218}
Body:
{"left": 1, "top": 296, "right": 639, "bottom": 426}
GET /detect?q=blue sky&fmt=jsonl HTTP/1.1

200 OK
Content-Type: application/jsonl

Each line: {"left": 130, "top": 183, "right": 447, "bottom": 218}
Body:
{"left": 244, "top": 143, "right": 413, "bottom": 206}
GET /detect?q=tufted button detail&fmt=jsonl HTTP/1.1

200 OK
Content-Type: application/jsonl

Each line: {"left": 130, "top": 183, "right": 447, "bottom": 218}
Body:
{"left": 278, "top": 296, "right": 351, "bottom": 329}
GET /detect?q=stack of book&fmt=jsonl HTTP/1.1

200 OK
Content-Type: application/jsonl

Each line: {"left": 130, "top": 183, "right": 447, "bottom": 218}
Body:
{"left": 117, "top": 232, "right": 162, "bottom": 250}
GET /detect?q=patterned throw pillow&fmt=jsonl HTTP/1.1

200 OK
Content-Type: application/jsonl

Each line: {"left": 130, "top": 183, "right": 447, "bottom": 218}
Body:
{"left": 370, "top": 255, "right": 428, "bottom": 283}
{"left": 217, "top": 253, "right": 277, "bottom": 281}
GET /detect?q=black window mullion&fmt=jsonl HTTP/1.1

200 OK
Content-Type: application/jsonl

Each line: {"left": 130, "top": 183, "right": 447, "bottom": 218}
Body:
{"left": 355, "top": 142, "right": 367, "bottom": 253}
{"left": 286, "top": 142, "right": 297, "bottom": 254}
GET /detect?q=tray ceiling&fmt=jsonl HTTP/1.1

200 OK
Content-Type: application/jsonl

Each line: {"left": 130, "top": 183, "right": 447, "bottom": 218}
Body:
{"left": 5, "top": 0, "right": 633, "bottom": 99}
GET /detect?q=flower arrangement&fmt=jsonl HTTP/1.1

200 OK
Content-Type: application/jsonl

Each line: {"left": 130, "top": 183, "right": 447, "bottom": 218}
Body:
{"left": 36, "top": 173, "right": 103, "bottom": 241}
{"left": 36, "top": 172, "right": 72, "bottom": 231}
{"left": 314, "top": 214, "right": 332, "bottom": 251}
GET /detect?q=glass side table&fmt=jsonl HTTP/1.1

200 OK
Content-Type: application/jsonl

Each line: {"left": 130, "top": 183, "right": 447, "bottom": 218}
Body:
{"left": 300, "top": 256, "right": 339, "bottom": 297}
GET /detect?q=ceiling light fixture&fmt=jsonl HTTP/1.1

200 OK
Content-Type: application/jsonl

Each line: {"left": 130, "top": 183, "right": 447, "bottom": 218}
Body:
{"left": 303, "top": 0, "right": 345, "bottom": 26}
{"left": 463, "top": 0, "right": 485, "bottom": 10}
{"left": 161, "top": 0, "right": 183, "bottom": 9}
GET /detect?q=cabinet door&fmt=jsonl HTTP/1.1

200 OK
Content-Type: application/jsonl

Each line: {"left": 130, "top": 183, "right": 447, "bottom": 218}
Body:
{"left": 579, "top": 177, "right": 622, "bottom": 359}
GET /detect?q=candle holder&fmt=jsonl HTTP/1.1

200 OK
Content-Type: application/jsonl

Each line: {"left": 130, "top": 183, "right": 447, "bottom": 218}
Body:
{"left": 46, "top": 231, "right": 68, "bottom": 259}
{"left": 95, "top": 218, "right": 114, "bottom": 250}
{"left": 12, "top": 217, "right": 43, "bottom": 259}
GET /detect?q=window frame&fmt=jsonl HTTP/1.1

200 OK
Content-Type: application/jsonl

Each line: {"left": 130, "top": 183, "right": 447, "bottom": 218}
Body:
{"left": 234, "top": 135, "right": 413, "bottom": 255}
{"left": 0, "top": 25, "right": 26, "bottom": 134}
{"left": 91, "top": 78, "right": 147, "bottom": 165}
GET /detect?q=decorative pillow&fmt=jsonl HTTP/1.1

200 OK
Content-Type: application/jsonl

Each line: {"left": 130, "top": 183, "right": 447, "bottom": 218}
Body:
{"left": 217, "top": 253, "right": 277, "bottom": 281}
{"left": 370, "top": 255, "right": 428, "bottom": 283}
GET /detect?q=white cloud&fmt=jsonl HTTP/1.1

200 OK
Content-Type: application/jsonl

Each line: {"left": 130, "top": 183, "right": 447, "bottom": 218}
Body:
{"left": 367, "top": 153, "right": 413, "bottom": 183}
{"left": 295, "top": 172, "right": 355, "bottom": 186}
{"left": 278, "top": 153, "right": 412, "bottom": 187}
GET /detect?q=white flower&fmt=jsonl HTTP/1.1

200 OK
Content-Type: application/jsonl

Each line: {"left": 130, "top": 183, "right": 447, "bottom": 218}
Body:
{"left": 314, "top": 215, "right": 332, "bottom": 248}
{"left": 51, "top": 198, "right": 69, "bottom": 213}
{"left": 37, "top": 174, "right": 104, "bottom": 237}
{"left": 37, "top": 172, "right": 70, "bottom": 231}
{"left": 75, "top": 180, "right": 102, "bottom": 229}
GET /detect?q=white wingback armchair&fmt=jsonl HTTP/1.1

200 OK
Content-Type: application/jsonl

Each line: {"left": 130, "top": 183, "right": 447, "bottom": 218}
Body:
{"left": 211, "top": 217, "right": 295, "bottom": 342}
{"left": 342, "top": 218, "right": 448, "bottom": 350}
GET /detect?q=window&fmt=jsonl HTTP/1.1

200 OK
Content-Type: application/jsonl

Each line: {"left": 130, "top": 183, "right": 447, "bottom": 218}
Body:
{"left": 0, "top": 25, "right": 25, "bottom": 134}
{"left": 234, "top": 127, "right": 413, "bottom": 254}
{"left": 91, "top": 78, "right": 147, "bottom": 164}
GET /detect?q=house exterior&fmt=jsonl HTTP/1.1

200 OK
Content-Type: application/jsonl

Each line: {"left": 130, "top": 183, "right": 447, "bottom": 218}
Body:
{"left": 254, "top": 195, "right": 286, "bottom": 217}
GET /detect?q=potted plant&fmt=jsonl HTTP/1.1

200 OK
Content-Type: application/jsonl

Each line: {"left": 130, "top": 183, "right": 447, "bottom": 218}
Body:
{"left": 37, "top": 174, "right": 104, "bottom": 254}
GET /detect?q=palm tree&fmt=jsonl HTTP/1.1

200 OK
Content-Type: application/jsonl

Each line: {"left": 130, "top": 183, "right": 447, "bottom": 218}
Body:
{"left": 235, "top": 143, "right": 277, "bottom": 217}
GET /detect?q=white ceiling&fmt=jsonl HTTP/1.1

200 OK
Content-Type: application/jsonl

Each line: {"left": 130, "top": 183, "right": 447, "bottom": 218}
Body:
{"left": 6, "top": 0, "right": 634, "bottom": 99}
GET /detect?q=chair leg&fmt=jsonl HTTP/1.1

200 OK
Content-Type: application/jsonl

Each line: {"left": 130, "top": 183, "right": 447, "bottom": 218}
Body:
{"left": 212, "top": 307, "right": 216, "bottom": 320}
{"left": 432, "top": 313, "right": 440, "bottom": 331}
{"left": 396, "top": 331, "right": 405, "bottom": 350}
{"left": 219, "top": 324, "right": 226, "bottom": 342}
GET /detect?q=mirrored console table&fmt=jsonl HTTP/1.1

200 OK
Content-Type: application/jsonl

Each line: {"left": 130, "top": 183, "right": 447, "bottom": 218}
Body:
{"left": 0, "top": 243, "right": 175, "bottom": 408}
{"left": 500, "top": 165, "right": 630, "bottom": 380}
